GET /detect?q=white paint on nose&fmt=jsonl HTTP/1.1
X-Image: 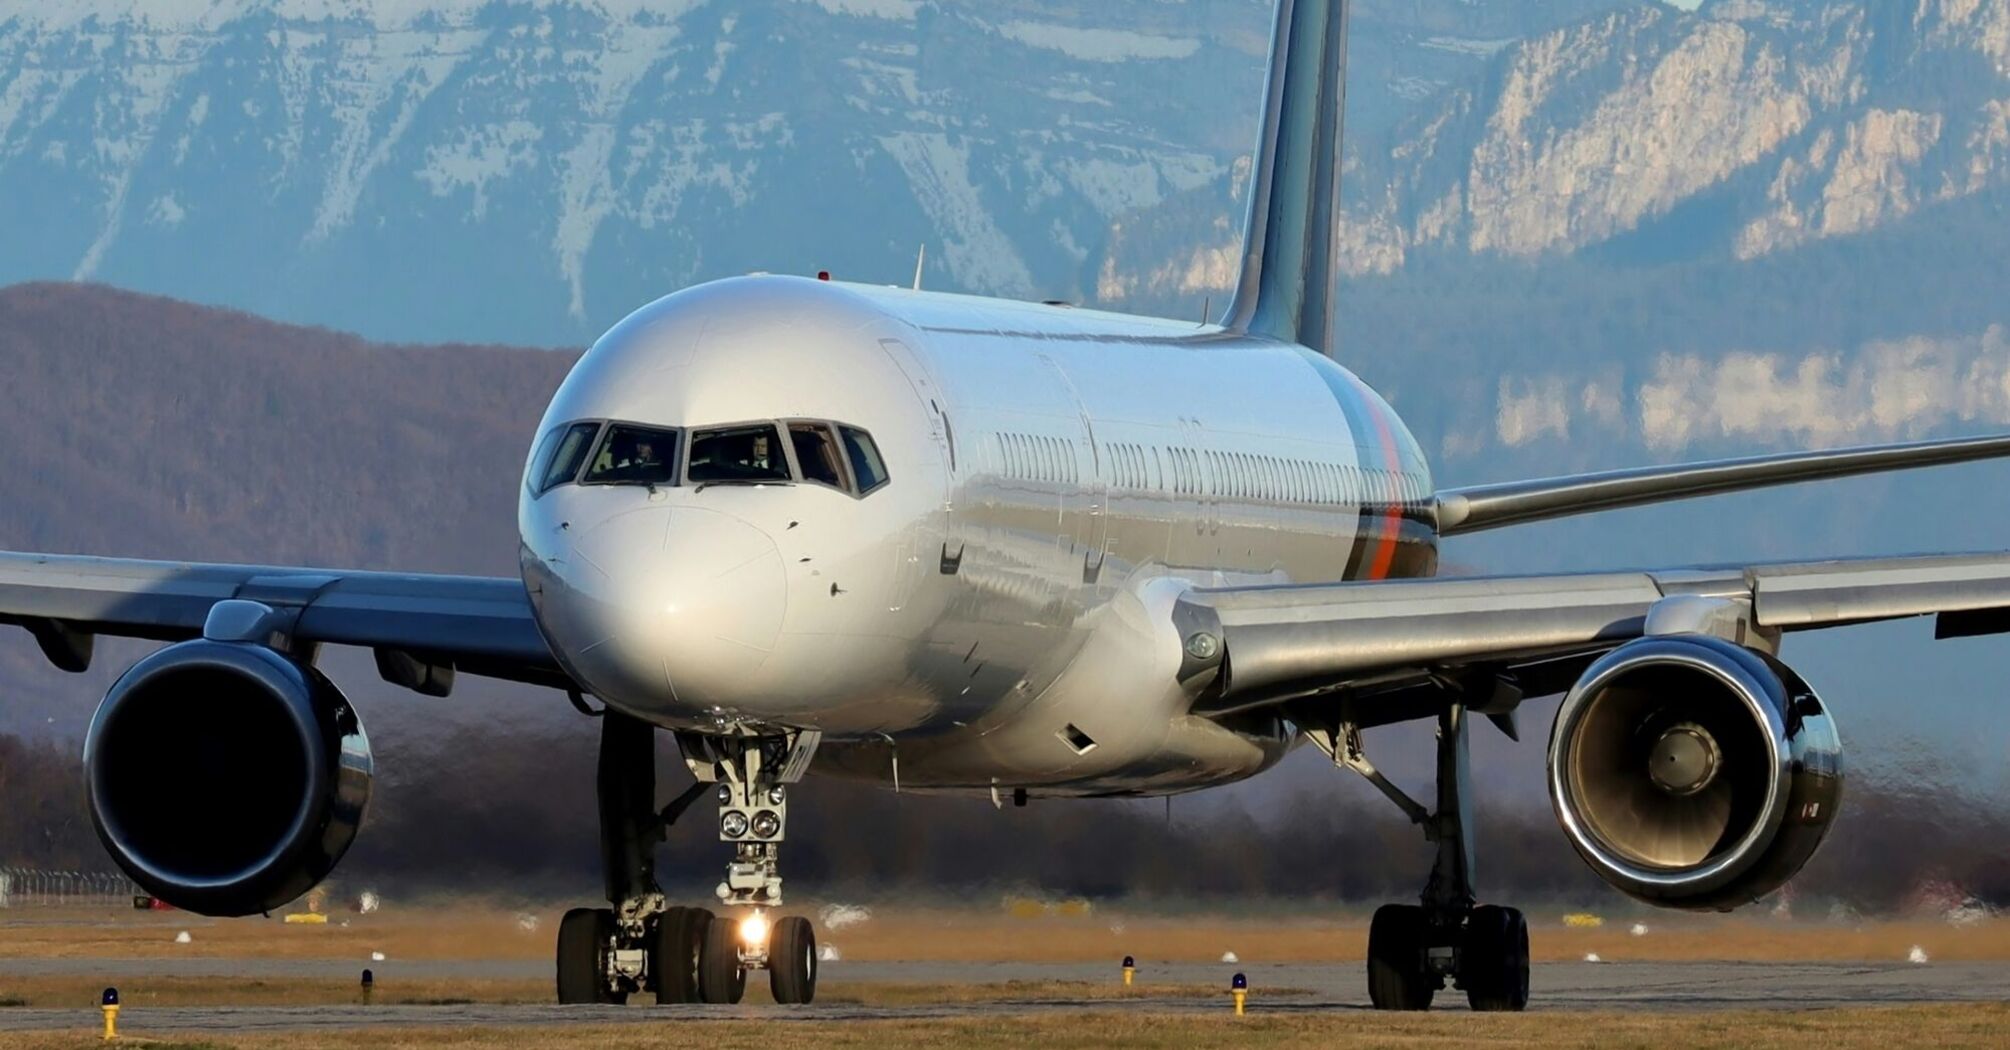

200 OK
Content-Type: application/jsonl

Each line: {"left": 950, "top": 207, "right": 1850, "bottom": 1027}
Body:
{"left": 567, "top": 505, "right": 787, "bottom": 711}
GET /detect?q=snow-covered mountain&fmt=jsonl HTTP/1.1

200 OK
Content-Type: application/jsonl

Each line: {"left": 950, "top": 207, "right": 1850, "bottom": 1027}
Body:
{"left": 1097, "top": 0, "right": 2010, "bottom": 473}
{"left": 0, "top": 0, "right": 1633, "bottom": 344}
{"left": 5, "top": 0, "right": 2007, "bottom": 469}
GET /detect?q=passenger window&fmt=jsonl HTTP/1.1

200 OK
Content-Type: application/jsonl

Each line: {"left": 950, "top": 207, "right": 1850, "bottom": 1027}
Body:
{"left": 534, "top": 421, "right": 602, "bottom": 494}
{"left": 581, "top": 423, "right": 680, "bottom": 487}
{"left": 688, "top": 423, "right": 789, "bottom": 484}
{"left": 840, "top": 426, "right": 889, "bottom": 493}
{"left": 789, "top": 422, "right": 847, "bottom": 490}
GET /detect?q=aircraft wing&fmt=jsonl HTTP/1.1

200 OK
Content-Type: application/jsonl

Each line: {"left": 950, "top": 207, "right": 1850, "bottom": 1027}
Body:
{"left": 1178, "top": 551, "right": 2010, "bottom": 722}
{"left": 1435, "top": 433, "right": 2010, "bottom": 535}
{"left": 0, "top": 551, "right": 568, "bottom": 695}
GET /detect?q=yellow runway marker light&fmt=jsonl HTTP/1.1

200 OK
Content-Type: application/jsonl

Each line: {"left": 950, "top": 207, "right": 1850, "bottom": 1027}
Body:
{"left": 100, "top": 986, "right": 119, "bottom": 1040}
{"left": 1231, "top": 972, "right": 1247, "bottom": 1016}
{"left": 1121, "top": 955, "right": 1135, "bottom": 987}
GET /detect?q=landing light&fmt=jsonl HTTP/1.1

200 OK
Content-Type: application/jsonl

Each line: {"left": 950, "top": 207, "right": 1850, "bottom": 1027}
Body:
{"left": 721, "top": 811, "right": 750, "bottom": 838}
{"left": 739, "top": 910, "right": 770, "bottom": 946}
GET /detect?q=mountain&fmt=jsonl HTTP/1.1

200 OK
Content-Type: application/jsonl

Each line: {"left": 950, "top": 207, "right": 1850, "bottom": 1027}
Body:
{"left": 1098, "top": 0, "right": 2010, "bottom": 477}
{"left": 0, "top": 0, "right": 1641, "bottom": 346}
{"left": 0, "top": 282, "right": 573, "bottom": 736}
{"left": 8, "top": 0, "right": 2006, "bottom": 476}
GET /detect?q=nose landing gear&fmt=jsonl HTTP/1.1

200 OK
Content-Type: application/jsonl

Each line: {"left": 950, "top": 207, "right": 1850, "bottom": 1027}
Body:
{"left": 554, "top": 711, "right": 823, "bottom": 1006}
{"left": 686, "top": 730, "right": 821, "bottom": 1004}
{"left": 1308, "top": 702, "right": 1532, "bottom": 1012}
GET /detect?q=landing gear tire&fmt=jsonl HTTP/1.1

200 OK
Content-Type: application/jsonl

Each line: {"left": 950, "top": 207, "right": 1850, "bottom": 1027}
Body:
{"left": 651, "top": 906, "right": 712, "bottom": 1005}
{"left": 768, "top": 915, "right": 818, "bottom": 1005}
{"left": 1367, "top": 903, "right": 1436, "bottom": 1011}
{"left": 556, "top": 907, "right": 627, "bottom": 1004}
{"left": 699, "top": 917, "right": 748, "bottom": 1004}
{"left": 1462, "top": 905, "right": 1530, "bottom": 1012}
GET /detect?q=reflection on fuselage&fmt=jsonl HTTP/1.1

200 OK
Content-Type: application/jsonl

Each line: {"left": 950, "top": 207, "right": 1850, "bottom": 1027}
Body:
{"left": 518, "top": 275, "right": 1437, "bottom": 796}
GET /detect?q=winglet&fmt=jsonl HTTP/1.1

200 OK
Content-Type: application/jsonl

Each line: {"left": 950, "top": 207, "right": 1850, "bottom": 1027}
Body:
{"left": 1436, "top": 433, "right": 2010, "bottom": 536}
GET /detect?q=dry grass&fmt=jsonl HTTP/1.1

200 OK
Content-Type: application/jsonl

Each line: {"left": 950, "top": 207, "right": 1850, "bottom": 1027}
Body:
{"left": 2, "top": 1004, "right": 2007, "bottom": 1050}
{"left": 0, "top": 975, "right": 546, "bottom": 1008}
{"left": 5, "top": 904, "right": 2006, "bottom": 966}
{"left": 0, "top": 975, "right": 1303, "bottom": 1010}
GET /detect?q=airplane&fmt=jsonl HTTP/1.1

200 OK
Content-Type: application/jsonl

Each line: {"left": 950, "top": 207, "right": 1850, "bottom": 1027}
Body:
{"left": 4, "top": 0, "right": 2010, "bottom": 1012}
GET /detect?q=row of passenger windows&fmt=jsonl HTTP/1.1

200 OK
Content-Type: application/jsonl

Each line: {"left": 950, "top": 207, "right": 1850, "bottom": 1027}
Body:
{"left": 994, "top": 431, "right": 1081, "bottom": 486}
{"left": 529, "top": 418, "right": 887, "bottom": 497}
{"left": 993, "top": 432, "right": 1423, "bottom": 507}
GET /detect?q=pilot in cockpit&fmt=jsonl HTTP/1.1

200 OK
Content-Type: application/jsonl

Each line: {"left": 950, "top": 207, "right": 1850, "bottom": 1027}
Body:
{"left": 747, "top": 433, "right": 774, "bottom": 472}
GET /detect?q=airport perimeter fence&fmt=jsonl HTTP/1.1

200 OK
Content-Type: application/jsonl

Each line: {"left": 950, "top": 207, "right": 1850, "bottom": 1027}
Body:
{"left": 0, "top": 868, "right": 141, "bottom": 908}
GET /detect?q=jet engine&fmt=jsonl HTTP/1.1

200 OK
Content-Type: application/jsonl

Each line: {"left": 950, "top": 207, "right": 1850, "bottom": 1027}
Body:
{"left": 83, "top": 639, "right": 372, "bottom": 917}
{"left": 1547, "top": 635, "right": 1842, "bottom": 911}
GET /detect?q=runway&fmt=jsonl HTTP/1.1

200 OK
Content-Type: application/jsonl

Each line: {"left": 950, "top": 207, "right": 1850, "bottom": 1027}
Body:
{"left": 0, "top": 960, "right": 2001, "bottom": 1033}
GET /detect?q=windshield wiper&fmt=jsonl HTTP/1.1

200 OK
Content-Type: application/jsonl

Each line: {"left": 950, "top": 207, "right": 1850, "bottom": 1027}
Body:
{"left": 693, "top": 478, "right": 789, "bottom": 492}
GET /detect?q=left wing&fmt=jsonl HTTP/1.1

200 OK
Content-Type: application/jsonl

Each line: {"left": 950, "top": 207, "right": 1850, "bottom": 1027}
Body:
{"left": 1176, "top": 551, "right": 2010, "bottom": 720}
{"left": 0, "top": 552, "right": 568, "bottom": 695}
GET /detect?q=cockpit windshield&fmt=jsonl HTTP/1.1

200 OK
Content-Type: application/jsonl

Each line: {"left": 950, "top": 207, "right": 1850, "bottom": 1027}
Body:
{"left": 532, "top": 417, "right": 886, "bottom": 496}
{"left": 789, "top": 422, "right": 847, "bottom": 490}
{"left": 688, "top": 423, "right": 791, "bottom": 484}
{"left": 530, "top": 421, "right": 602, "bottom": 495}
{"left": 582, "top": 424, "right": 681, "bottom": 487}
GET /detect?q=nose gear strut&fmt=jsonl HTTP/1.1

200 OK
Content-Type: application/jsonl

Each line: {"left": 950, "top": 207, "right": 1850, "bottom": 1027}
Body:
{"left": 553, "top": 710, "right": 822, "bottom": 1006}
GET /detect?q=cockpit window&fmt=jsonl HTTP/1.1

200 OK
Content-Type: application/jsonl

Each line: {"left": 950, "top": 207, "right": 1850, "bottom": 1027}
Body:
{"left": 788, "top": 422, "right": 847, "bottom": 490}
{"left": 582, "top": 424, "right": 681, "bottom": 487}
{"left": 839, "top": 426, "right": 888, "bottom": 494}
{"left": 688, "top": 423, "right": 791, "bottom": 484}
{"left": 532, "top": 421, "right": 602, "bottom": 495}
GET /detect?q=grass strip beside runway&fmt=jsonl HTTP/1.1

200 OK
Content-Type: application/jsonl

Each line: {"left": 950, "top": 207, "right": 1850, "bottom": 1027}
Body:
{"left": 5, "top": 1003, "right": 2009, "bottom": 1050}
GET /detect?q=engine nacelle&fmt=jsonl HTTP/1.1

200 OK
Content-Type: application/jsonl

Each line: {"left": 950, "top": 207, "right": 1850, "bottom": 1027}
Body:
{"left": 83, "top": 639, "right": 372, "bottom": 916}
{"left": 1547, "top": 635, "right": 1842, "bottom": 911}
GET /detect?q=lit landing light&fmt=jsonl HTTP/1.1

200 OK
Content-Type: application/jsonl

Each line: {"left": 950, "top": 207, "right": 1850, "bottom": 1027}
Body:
{"left": 739, "top": 909, "right": 770, "bottom": 947}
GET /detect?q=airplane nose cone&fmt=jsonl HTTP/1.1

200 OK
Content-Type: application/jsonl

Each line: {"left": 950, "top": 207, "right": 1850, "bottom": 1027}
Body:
{"left": 564, "top": 506, "right": 786, "bottom": 710}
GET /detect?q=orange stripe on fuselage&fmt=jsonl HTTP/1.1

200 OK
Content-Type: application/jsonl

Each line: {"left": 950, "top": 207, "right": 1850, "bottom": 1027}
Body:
{"left": 1361, "top": 391, "right": 1405, "bottom": 581}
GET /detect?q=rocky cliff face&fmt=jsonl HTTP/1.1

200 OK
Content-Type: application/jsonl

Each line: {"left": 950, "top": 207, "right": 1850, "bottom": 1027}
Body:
{"left": 1092, "top": 1, "right": 2010, "bottom": 474}
{"left": 0, "top": 0, "right": 1628, "bottom": 344}
{"left": 6, "top": 1, "right": 2006, "bottom": 467}
{"left": 1105, "top": 0, "right": 2010, "bottom": 300}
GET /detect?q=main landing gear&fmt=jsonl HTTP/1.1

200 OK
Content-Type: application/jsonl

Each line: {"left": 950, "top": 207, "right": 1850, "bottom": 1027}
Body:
{"left": 554, "top": 711, "right": 822, "bottom": 1005}
{"left": 1308, "top": 703, "right": 1531, "bottom": 1011}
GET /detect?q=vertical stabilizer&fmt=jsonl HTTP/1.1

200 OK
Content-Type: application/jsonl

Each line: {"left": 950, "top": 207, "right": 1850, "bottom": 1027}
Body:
{"left": 1219, "top": 0, "right": 1351, "bottom": 356}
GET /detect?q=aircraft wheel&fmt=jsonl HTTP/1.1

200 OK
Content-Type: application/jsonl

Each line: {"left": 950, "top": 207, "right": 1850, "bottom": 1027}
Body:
{"left": 698, "top": 913, "right": 748, "bottom": 1004}
{"left": 556, "top": 907, "right": 626, "bottom": 1004}
{"left": 652, "top": 906, "right": 711, "bottom": 1004}
{"left": 1462, "top": 905, "right": 1530, "bottom": 1012}
{"left": 1367, "top": 903, "right": 1435, "bottom": 1010}
{"left": 768, "top": 915, "right": 818, "bottom": 1004}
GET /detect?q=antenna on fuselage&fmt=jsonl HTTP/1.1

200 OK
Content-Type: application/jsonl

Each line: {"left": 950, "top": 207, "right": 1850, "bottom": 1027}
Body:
{"left": 1220, "top": 0, "right": 1352, "bottom": 357}
{"left": 911, "top": 243, "right": 926, "bottom": 291}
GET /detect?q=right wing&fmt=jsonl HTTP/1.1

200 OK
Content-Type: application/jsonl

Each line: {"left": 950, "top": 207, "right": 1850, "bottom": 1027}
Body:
{"left": 0, "top": 552, "right": 569, "bottom": 695}
{"left": 1435, "top": 433, "right": 2010, "bottom": 535}
{"left": 1177, "top": 551, "right": 2010, "bottom": 721}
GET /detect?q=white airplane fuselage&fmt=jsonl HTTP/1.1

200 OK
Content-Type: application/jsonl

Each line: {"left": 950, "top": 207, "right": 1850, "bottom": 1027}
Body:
{"left": 520, "top": 275, "right": 1436, "bottom": 796}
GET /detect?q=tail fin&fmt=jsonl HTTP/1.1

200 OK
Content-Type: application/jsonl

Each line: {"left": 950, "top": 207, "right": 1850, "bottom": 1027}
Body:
{"left": 1219, "top": 0, "right": 1351, "bottom": 356}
